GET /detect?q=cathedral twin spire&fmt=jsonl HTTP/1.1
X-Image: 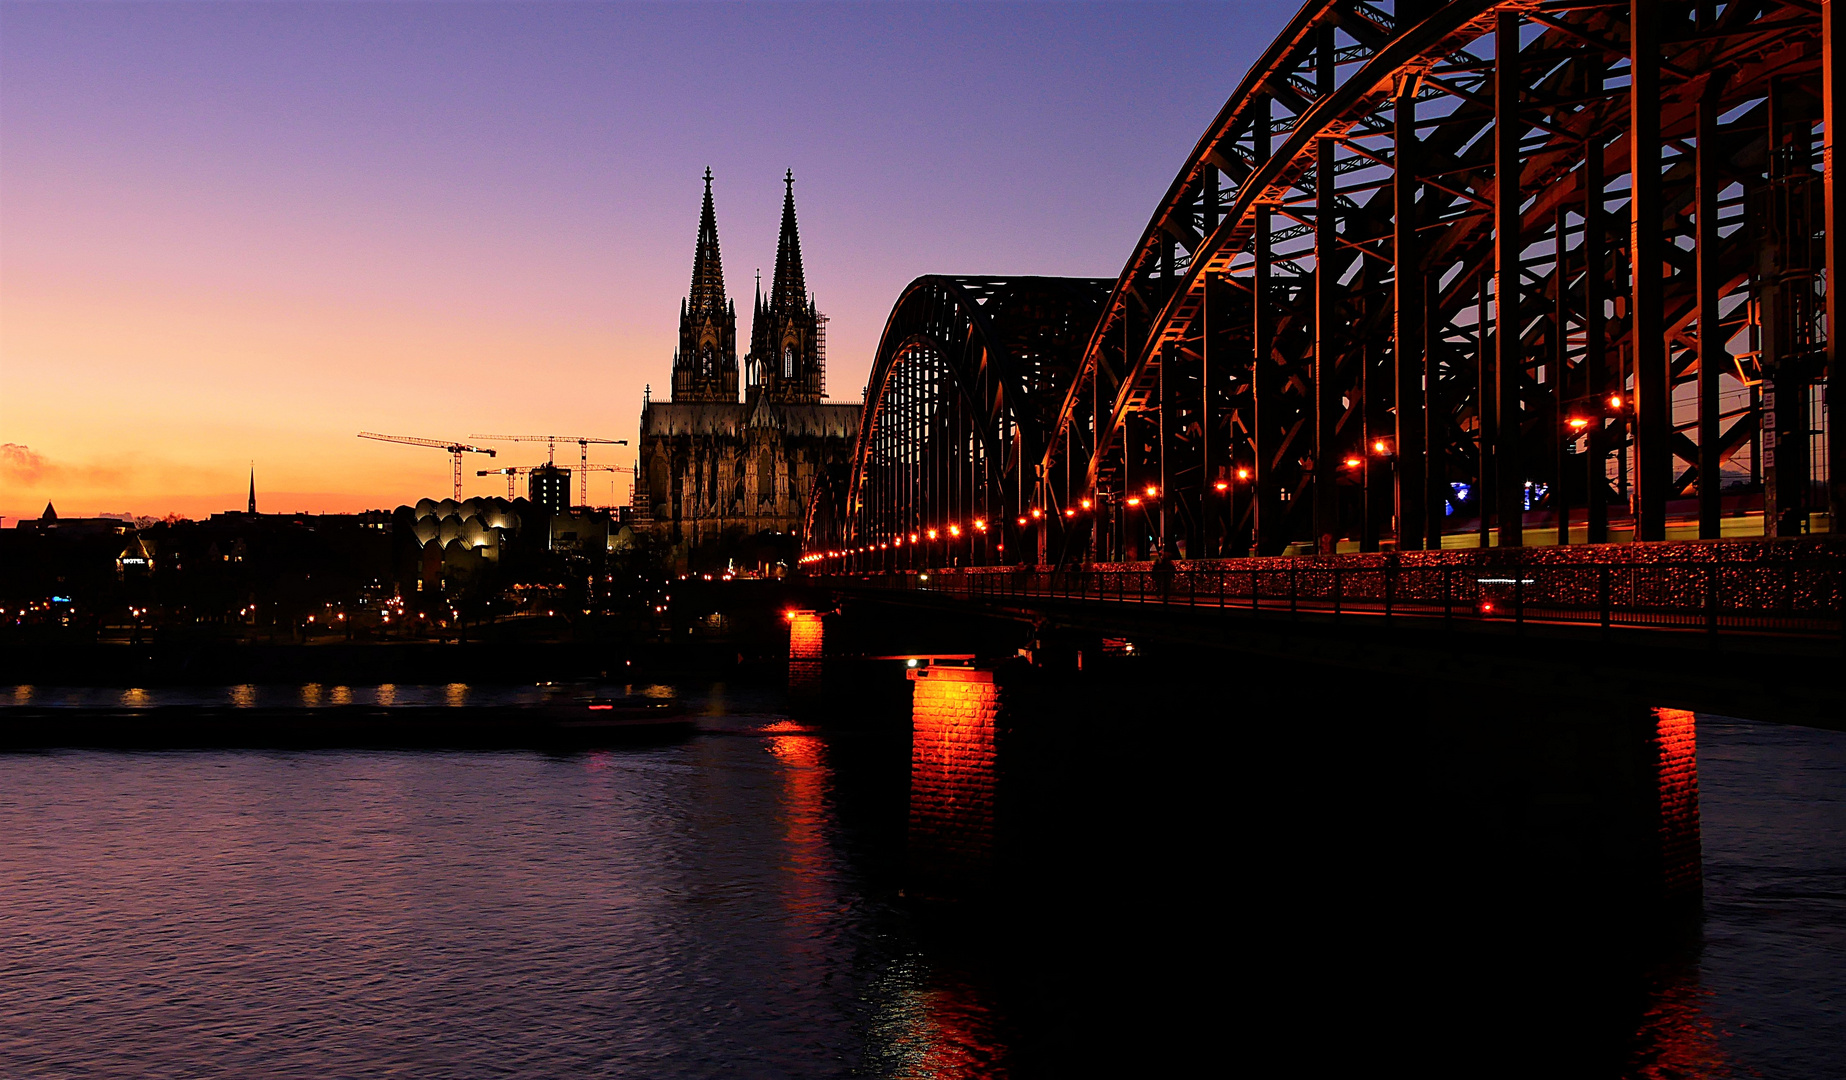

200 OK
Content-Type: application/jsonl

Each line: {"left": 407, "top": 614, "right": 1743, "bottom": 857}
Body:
{"left": 767, "top": 170, "right": 807, "bottom": 316}
{"left": 687, "top": 168, "right": 728, "bottom": 317}
{"left": 670, "top": 168, "right": 821, "bottom": 405}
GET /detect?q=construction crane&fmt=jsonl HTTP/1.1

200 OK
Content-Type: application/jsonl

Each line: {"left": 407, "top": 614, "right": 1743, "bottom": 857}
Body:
{"left": 358, "top": 432, "right": 495, "bottom": 499}
{"left": 479, "top": 463, "right": 622, "bottom": 505}
{"left": 470, "top": 434, "right": 628, "bottom": 506}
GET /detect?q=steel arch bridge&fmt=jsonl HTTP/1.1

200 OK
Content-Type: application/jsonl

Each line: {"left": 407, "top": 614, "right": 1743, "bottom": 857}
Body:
{"left": 811, "top": 0, "right": 1839, "bottom": 571}
{"left": 804, "top": 276, "right": 1112, "bottom": 564}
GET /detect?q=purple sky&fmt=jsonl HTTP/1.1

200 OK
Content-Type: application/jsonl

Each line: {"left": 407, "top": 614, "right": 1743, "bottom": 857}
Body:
{"left": 0, "top": 0, "right": 1296, "bottom": 517}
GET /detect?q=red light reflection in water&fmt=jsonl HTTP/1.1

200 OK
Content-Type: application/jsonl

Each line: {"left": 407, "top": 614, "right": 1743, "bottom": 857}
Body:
{"left": 766, "top": 727, "right": 831, "bottom": 920}
{"left": 879, "top": 967, "right": 1010, "bottom": 1079}
{"left": 765, "top": 718, "right": 1010, "bottom": 1073}
{"left": 1626, "top": 970, "right": 1736, "bottom": 1079}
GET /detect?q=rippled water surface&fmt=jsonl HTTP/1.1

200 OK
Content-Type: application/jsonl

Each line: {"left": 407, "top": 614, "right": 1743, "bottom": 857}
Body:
{"left": 0, "top": 695, "right": 1839, "bottom": 1078}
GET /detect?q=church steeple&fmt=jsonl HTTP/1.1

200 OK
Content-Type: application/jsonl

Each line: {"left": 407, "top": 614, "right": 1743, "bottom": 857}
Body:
{"left": 768, "top": 170, "right": 807, "bottom": 314}
{"left": 248, "top": 466, "right": 257, "bottom": 514}
{"left": 672, "top": 168, "right": 740, "bottom": 402}
{"left": 687, "top": 167, "right": 728, "bottom": 317}
{"left": 748, "top": 169, "right": 823, "bottom": 405}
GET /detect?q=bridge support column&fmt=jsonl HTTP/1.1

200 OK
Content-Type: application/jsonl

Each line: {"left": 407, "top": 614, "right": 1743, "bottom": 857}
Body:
{"left": 786, "top": 609, "right": 824, "bottom": 697}
{"left": 1494, "top": 10, "right": 1525, "bottom": 547}
{"left": 1827, "top": 0, "right": 1845, "bottom": 530}
{"left": 1630, "top": 0, "right": 1670, "bottom": 541}
{"left": 1649, "top": 707, "right": 1703, "bottom": 910}
{"left": 908, "top": 665, "right": 1001, "bottom": 894}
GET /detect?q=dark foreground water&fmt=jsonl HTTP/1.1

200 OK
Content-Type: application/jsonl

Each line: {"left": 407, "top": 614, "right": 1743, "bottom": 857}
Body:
{"left": 0, "top": 691, "right": 1839, "bottom": 1078}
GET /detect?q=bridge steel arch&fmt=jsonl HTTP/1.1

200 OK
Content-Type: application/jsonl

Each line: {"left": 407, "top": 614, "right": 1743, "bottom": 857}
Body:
{"left": 809, "top": 276, "right": 1112, "bottom": 568}
{"left": 1015, "top": 0, "right": 1840, "bottom": 566}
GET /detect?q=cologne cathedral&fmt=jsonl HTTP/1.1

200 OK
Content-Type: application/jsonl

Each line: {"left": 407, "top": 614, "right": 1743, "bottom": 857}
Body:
{"left": 636, "top": 170, "right": 860, "bottom": 571}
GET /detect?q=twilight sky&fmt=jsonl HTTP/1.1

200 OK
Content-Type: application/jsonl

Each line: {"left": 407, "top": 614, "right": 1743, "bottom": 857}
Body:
{"left": 0, "top": 0, "right": 1293, "bottom": 522}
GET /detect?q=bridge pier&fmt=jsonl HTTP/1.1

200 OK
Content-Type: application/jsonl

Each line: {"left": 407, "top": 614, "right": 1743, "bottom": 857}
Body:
{"left": 1648, "top": 707, "right": 1702, "bottom": 910}
{"left": 907, "top": 665, "right": 1002, "bottom": 895}
{"left": 785, "top": 609, "right": 824, "bottom": 698}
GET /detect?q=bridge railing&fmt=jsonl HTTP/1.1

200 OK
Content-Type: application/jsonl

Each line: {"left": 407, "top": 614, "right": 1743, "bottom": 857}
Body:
{"left": 818, "top": 554, "right": 1846, "bottom": 639}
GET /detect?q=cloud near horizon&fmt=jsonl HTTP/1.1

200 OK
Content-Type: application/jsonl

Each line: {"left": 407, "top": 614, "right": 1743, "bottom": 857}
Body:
{"left": 1, "top": 443, "right": 129, "bottom": 489}
{"left": 0, "top": 444, "right": 368, "bottom": 523}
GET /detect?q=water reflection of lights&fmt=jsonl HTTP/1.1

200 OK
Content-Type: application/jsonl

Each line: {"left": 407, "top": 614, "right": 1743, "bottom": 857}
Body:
{"left": 229, "top": 684, "right": 257, "bottom": 708}
{"left": 864, "top": 957, "right": 1009, "bottom": 1079}
{"left": 1626, "top": 968, "right": 1733, "bottom": 1078}
{"left": 768, "top": 727, "right": 832, "bottom": 920}
{"left": 445, "top": 683, "right": 468, "bottom": 707}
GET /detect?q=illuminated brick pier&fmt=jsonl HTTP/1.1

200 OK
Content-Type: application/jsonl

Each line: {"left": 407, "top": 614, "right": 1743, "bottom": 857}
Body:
{"left": 1652, "top": 708, "right": 1701, "bottom": 908}
{"left": 907, "top": 665, "right": 1001, "bottom": 892}
{"left": 786, "top": 609, "right": 824, "bottom": 697}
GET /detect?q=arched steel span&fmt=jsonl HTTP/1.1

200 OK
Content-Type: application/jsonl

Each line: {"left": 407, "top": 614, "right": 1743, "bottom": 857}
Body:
{"left": 803, "top": 276, "right": 1111, "bottom": 565}
{"left": 1022, "top": 0, "right": 1839, "bottom": 564}
{"left": 808, "top": 0, "right": 1838, "bottom": 573}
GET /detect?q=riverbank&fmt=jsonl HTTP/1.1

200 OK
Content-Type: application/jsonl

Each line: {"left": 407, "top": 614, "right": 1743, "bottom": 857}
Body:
{"left": 0, "top": 639, "right": 784, "bottom": 687}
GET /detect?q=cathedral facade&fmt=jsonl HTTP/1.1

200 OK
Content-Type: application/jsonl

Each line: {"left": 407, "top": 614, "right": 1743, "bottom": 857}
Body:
{"left": 637, "top": 170, "right": 860, "bottom": 572}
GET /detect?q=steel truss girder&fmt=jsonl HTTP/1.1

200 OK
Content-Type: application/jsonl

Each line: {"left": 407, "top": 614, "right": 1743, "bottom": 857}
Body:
{"left": 827, "top": 276, "right": 1109, "bottom": 564}
{"left": 1032, "top": 0, "right": 1833, "bottom": 563}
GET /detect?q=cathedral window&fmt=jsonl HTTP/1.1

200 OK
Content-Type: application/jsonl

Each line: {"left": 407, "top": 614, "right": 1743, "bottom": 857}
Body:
{"left": 783, "top": 344, "right": 794, "bottom": 380}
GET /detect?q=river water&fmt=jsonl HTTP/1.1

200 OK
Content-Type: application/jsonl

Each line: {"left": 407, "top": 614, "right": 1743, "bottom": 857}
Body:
{"left": 0, "top": 688, "right": 1838, "bottom": 1078}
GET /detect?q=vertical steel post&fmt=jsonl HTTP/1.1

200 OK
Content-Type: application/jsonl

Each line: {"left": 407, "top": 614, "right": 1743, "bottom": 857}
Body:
{"left": 1395, "top": 72, "right": 1427, "bottom": 551}
{"left": 1556, "top": 203, "right": 1571, "bottom": 544}
{"left": 1761, "top": 78, "right": 1808, "bottom": 538}
{"left": 1426, "top": 279, "right": 1447, "bottom": 545}
{"left": 1157, "top": 236, "right": 1174, "bottom": 557}
{"left": 1478, "top": 284, "right": 1495, "bottom": 547}
{"left": 1698, "top": 72, "right": 1726, "bottom": 539}
{"left": 1159, "top": 341, "right": 1171, "bottom": 555}
{"left": 1203, "top": 272, "right": 1215, "bottom": 555}
{"left": 1254, "top": 100, "right": 1283, "bottom": 556}
{"left": 1496, "top": 11, "right": 1526, "bottom": 547}
{"left": 1824, "top": 0, "right": 1845, "bottom": 531}
{"left": 1314, "top": 25, "right": 1340, "bottom": 554}
{"left": 1586, "top": 108, "right": 1610, "bottom": 543}
{"left": 1630, "top": 0, "right": 1669, "bottom": 540}
{"left": 1363, "top": 337, "right": 1385, "bottom": 553}
{"left": 1092, "top": 334, "right": 1102, "bottom": 560}
{"left": 1203, "top": 175, "right": 1221, "bottom": 556}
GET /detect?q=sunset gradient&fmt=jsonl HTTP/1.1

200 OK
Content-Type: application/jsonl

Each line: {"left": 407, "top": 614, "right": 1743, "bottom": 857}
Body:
{"left": 0, "top": 1, "right": 1288, "bottom": 523}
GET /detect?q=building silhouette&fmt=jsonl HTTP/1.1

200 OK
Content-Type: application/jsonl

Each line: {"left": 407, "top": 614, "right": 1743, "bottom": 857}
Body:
{"left": 637, "top": 170, "right": 859, "bottom": 572}
{"left": 528, "top": 464, "right": 572, "bottom": 515}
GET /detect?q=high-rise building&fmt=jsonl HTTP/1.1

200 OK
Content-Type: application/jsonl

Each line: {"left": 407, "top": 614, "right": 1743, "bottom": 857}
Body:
{"left": 528, "top": 464, "right": 572, "bottom": 515}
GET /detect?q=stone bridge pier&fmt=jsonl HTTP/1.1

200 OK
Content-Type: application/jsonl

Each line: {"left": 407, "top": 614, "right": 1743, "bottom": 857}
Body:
{"left": 906, "top": 665, "right": 1003, "bottom": 895}
{"left": 785, "top": 609, "right": 824, "bottom": 697}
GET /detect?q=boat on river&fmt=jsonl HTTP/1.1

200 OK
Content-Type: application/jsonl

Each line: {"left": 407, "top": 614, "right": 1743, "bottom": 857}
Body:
{"left": 531, "top": 695, "right": 694, "bottom": 741}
